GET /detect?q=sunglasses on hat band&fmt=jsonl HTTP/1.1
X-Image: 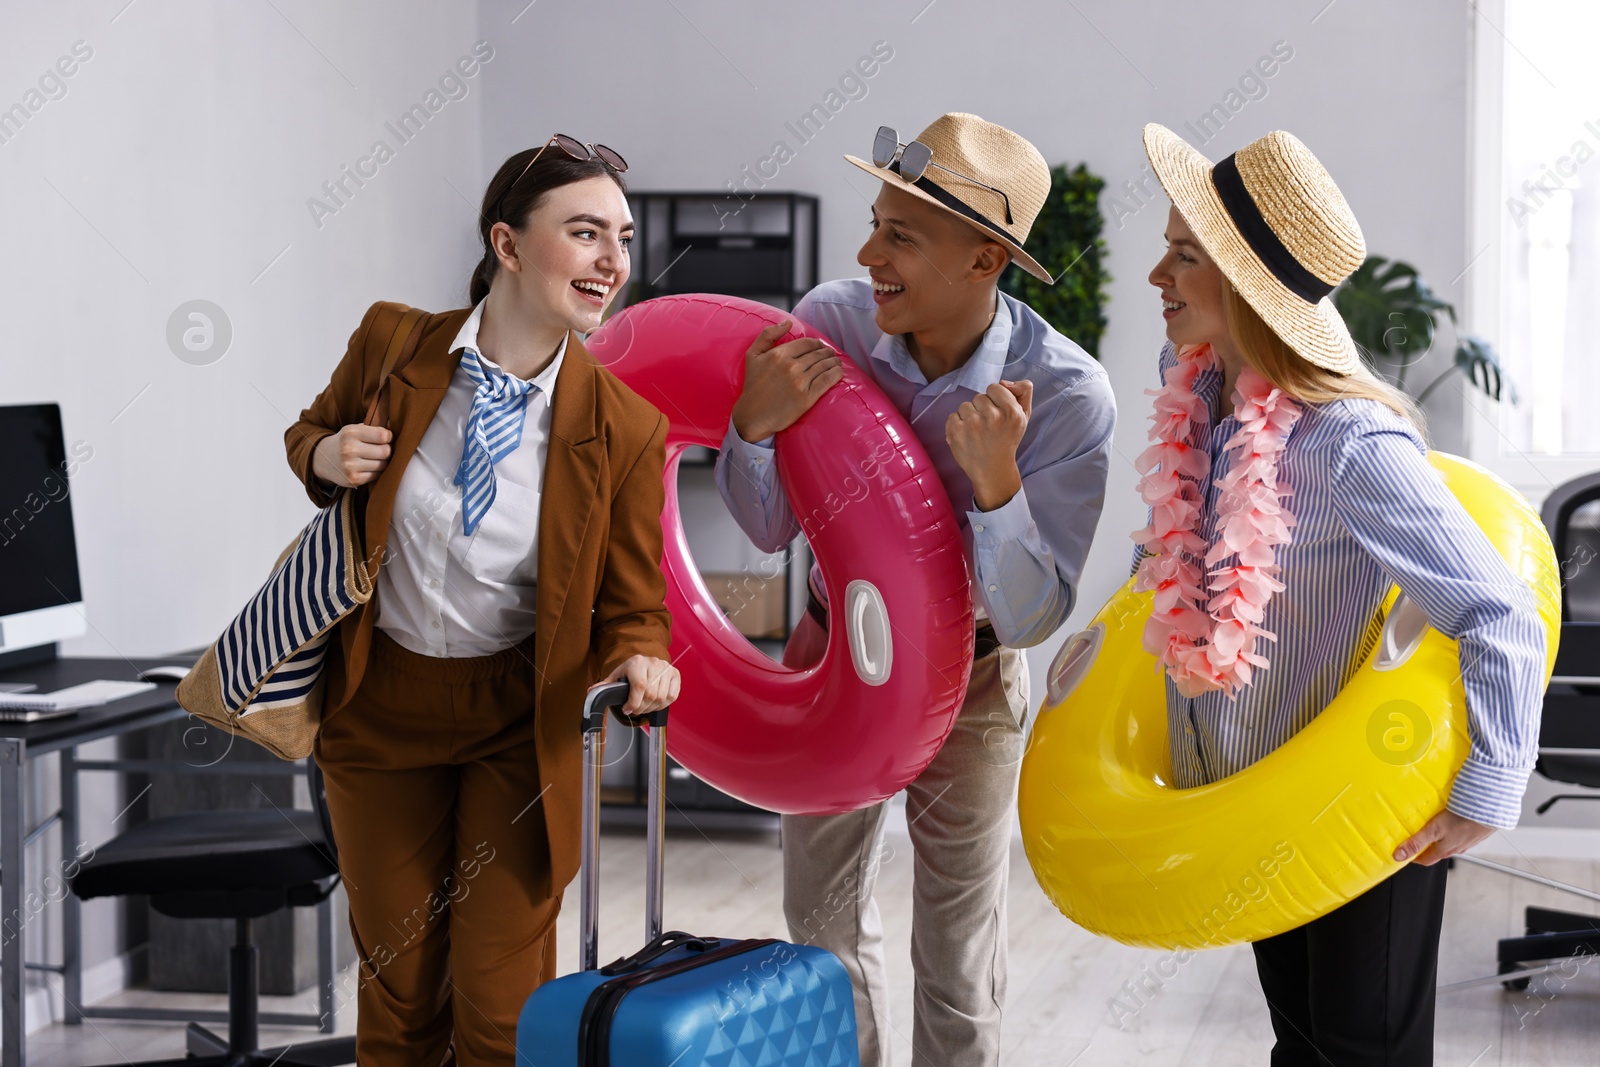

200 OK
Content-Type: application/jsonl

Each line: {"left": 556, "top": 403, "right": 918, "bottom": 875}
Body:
{"left": 871, "top": 125, "right": 1013, "bottom": 226}
{"left": 498, "top": 133, "right": 628, "bottom": 222}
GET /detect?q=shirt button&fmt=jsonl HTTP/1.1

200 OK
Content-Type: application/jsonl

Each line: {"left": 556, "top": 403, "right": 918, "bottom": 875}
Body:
{"left": 431, "top": 619, "right": 441, "bottom": 628}
{"left": 434, "top": 532, "right": 444, "bottom": 543}
{"left": 974, "top": 523, "right": 985, "bottom": 533}
{"left": 429, "top": 578, "right": 441, "bottom": 589}
{"left": 987, "top": 584, "right": 998, "bottom": 593}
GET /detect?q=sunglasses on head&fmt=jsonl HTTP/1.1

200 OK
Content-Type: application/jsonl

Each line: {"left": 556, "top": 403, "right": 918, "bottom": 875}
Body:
{"left": 871, "top": 125, "right": 1012, "bottom": 226}
{"left": 497, "top": 134, "right": 628, "bottom": 221}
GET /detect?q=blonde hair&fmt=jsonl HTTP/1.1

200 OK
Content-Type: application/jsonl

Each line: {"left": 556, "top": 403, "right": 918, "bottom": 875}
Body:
{"left": 1224, "top": 286, "right": 1427, "bottom": 438}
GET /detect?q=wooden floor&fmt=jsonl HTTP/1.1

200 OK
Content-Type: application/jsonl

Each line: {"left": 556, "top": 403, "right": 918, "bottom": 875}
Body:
{"left": 20, "top": 827, "right": 1599, "bottom": 1066}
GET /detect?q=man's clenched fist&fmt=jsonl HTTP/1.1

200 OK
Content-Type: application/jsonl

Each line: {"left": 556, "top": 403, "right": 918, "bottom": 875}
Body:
{"left": 947, "top": 379, "right": 1032, "bottom": 512}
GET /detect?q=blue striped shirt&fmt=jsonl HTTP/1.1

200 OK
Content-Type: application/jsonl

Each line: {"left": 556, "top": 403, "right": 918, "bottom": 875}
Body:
{"left": 716, "top": 278, "right": 1117, "bottom": 648}
{"left": 1138, "top": 342, "right": 1547, "bottom": 829}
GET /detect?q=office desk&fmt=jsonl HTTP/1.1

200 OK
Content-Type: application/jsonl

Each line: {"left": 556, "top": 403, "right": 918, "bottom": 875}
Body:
{"left": 0, "top": 655, "right": 336, "bottom": 1067}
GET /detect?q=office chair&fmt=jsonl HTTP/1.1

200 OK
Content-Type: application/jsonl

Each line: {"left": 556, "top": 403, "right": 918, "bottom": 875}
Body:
{"left": 68, "top": 757, "right": 354, "bottom": 1065}
{"left": 1453, "top": 472, "right": 1600, "bottom": 990}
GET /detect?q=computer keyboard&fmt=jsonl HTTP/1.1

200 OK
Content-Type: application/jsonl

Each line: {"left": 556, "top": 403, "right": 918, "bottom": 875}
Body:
{"left": 0, "top": 679, "right": 156, "bottom": 711}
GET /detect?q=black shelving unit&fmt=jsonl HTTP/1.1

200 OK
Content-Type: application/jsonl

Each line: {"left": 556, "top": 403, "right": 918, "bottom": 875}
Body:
{"left": 598, "top": 639, "right": 784, "bottom": 831}
{"left": 624, "top": 187, "right": 821, "bottom": 647}
{"left": 599, "top": 737, "right": 782, "bottom": 834}
{"left": 598, "top": 193, "right": 821, "bottom": 832}
{"left": 628, "top": 191, "right": 819, "bottom": 311}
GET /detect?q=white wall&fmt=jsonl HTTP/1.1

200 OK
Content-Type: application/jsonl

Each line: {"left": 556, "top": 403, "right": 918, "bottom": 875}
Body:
{"left": 476, "top": 0, "right": 1479, "bottom": 715}
{"left": 1, "top": 1, "right": 1581, "bottom": 1018}
{"left": 1, "top": 0, "right": 486, "bottom": 1024}
{"left": 4, "top": 0, "right": 489, "bottom": 662}
{"left": 3, "top": 0, "right": 1485, "bottom": 743}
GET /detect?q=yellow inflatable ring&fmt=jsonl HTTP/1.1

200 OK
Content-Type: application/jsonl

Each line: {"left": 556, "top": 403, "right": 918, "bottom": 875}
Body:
{"left": 1018, "top": 453, "right": 1561, "bottom": 949}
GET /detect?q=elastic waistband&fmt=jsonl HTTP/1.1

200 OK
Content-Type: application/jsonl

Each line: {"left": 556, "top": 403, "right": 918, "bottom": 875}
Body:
{"left": 372, "top": 625, "right": 538, "bottom": 684}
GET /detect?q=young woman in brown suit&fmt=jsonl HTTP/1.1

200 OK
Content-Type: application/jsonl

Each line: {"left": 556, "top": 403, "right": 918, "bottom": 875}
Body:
{"left": 283, "top": 137, "right": 679, "bottom": 1066}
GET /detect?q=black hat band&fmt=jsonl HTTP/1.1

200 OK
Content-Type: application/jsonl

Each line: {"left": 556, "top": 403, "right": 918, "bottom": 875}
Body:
{"left": 888, "top": 159, "right": 1022, "bottom": 249}
{"left": 1211, "top": 153, "right": 1334, "bottom": 304}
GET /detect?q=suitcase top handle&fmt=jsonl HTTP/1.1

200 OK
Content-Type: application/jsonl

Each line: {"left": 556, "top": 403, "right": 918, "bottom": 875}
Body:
{"left": 598, "top": 931, "right": 722, "bottom": 976}
{"left": 582, "top": 680, "right": 669, "bottom": 733}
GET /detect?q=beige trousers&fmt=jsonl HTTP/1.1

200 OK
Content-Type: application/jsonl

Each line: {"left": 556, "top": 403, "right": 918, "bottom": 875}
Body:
{"left": 779, "top": 612, "right": 1031, "bottom": 1067}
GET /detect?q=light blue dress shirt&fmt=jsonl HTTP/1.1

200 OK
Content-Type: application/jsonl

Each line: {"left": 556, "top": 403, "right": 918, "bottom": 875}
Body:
{"left": 1136, "top": 342, "right": 1547, "bottom": 829}
{"left": 714, "top": 278, "right": 1117, "bottom": 649}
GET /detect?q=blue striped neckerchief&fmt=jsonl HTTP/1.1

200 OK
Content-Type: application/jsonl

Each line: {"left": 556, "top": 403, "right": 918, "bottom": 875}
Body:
{"left": 452, "top": 347, "right": 539, "bottom": 536}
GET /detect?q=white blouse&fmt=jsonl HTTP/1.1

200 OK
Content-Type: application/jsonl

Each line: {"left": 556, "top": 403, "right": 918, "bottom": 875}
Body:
{"left": 374, "top": 301, "right": 566, "bottom": 658}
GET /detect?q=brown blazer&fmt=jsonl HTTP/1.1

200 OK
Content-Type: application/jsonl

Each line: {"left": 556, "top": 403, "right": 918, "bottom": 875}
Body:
{"left": 284, "top": 300, "right": 671, "bottom": 892}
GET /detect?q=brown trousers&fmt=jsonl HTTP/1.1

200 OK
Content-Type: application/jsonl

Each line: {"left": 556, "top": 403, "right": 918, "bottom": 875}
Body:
{"left": 315, "top": 625, "right": 555, "bottom": 1067}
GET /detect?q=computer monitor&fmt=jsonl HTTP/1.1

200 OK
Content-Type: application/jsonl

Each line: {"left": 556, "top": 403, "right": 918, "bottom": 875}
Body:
{"left": 0, "top": 404, "right": 87, "bottom": 655}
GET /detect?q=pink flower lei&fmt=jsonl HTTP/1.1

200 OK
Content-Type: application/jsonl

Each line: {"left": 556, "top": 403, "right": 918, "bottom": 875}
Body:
{"left": 1131, "top": 343, "right": 1303, "bottom": 698}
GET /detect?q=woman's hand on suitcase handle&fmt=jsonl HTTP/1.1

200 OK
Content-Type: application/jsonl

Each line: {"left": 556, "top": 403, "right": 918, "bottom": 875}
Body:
{"left": 592, "top": 655, "right": 680, "bottom": 718}
{"left": 312, "top": 424, "right": 393, "bottom": 489}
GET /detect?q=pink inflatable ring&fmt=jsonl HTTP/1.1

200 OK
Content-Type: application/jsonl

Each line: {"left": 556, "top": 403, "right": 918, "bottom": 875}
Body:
{"left": 586, "top": 294, "right": 974, "bottom": 814}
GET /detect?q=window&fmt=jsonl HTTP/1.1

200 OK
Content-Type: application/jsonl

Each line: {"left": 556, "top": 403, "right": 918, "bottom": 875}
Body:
{"left": 1485, "top": 1, "right": 1600, "bottom": 468}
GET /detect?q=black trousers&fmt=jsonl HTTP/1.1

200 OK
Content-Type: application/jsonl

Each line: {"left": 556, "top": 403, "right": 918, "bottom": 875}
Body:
{"left": 1250, "top": 860, "right": 1450, "bottom": 1066}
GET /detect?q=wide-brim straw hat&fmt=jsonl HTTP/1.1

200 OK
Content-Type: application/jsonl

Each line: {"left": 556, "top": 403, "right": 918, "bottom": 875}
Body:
{"left": 1142, "top": 123, "right": 1366, "bottom": 374}
{"left": 845, "top": 113, "right": 1055, "bottom": 283}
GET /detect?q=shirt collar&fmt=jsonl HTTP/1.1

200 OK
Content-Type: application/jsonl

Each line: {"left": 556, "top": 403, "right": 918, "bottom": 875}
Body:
{"left": 1195, "top": 361, "right": 1226, "bottom": 427}
{"left": 867, "top": 290, "right": 1014, "bottom": 393}
{"left": 452, "top": 299, "right": 568, "bottom": 393}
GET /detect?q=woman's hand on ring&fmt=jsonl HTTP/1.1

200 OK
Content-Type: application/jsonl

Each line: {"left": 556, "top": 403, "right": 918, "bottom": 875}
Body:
{"left": 1394, "top": 810, "right": 1494, "bottom": 865}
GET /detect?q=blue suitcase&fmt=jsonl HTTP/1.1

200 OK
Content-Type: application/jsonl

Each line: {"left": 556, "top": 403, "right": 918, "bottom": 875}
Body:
{"left": 516, "top": 681, "right": 859, "bottom": 1066}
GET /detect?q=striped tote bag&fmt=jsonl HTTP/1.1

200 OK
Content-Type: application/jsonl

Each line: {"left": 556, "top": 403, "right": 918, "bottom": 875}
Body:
{"left": 177, "top": 305, "right": 426, "bottom": 759}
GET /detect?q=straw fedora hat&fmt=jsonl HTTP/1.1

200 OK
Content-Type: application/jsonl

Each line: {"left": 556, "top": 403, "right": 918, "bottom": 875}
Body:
{"left": 845, "top": 113, "right": 1055, "bottom": 283}
{"left": 1142, "top": 123, "right": 1366, "bottom": 374}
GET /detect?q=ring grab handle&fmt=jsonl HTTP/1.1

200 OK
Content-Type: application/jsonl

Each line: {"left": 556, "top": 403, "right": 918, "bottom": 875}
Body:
{"left": 1045, "top": 624, "right": 1105, "bottom": 707}
{"left": 1374, "top": 592, "right": 1430, "bottom": 672}
{"left": 844, "top": 580, "right": 893, "bottom": 686}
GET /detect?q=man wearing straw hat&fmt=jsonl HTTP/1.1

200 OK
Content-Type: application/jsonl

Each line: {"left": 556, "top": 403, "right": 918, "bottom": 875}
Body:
{"left": 715, "top": 112, "right": 1117, "bottom": 1066}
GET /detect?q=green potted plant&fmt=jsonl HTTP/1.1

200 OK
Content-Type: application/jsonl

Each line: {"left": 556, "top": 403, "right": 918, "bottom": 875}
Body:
{"left": 999, "top": 162, "right": 1111, "bottom": 358}
{"left": 1331, "top": 256, "right": 1513, "bottom": 404}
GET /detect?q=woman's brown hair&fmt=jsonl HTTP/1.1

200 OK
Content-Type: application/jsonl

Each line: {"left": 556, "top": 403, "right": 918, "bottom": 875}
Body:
{"left": 1224, "top": 286, "right": 1427, "bottom": 438}
{"left": 469, "top": 145, "right": 628, "bottom": 305}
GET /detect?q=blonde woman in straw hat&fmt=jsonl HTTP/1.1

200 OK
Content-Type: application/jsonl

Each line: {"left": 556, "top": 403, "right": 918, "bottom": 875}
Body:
{"left": 715, "top": 113, "right": 1116, "bottom": 1065}
{"left": 1135, "top": 122, "right": 1546, "bottom": 1063}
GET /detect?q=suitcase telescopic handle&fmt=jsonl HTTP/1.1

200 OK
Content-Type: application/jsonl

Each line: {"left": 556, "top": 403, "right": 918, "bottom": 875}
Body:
{"left": 579, "top": 681, "right": 670, "bottom": 972}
